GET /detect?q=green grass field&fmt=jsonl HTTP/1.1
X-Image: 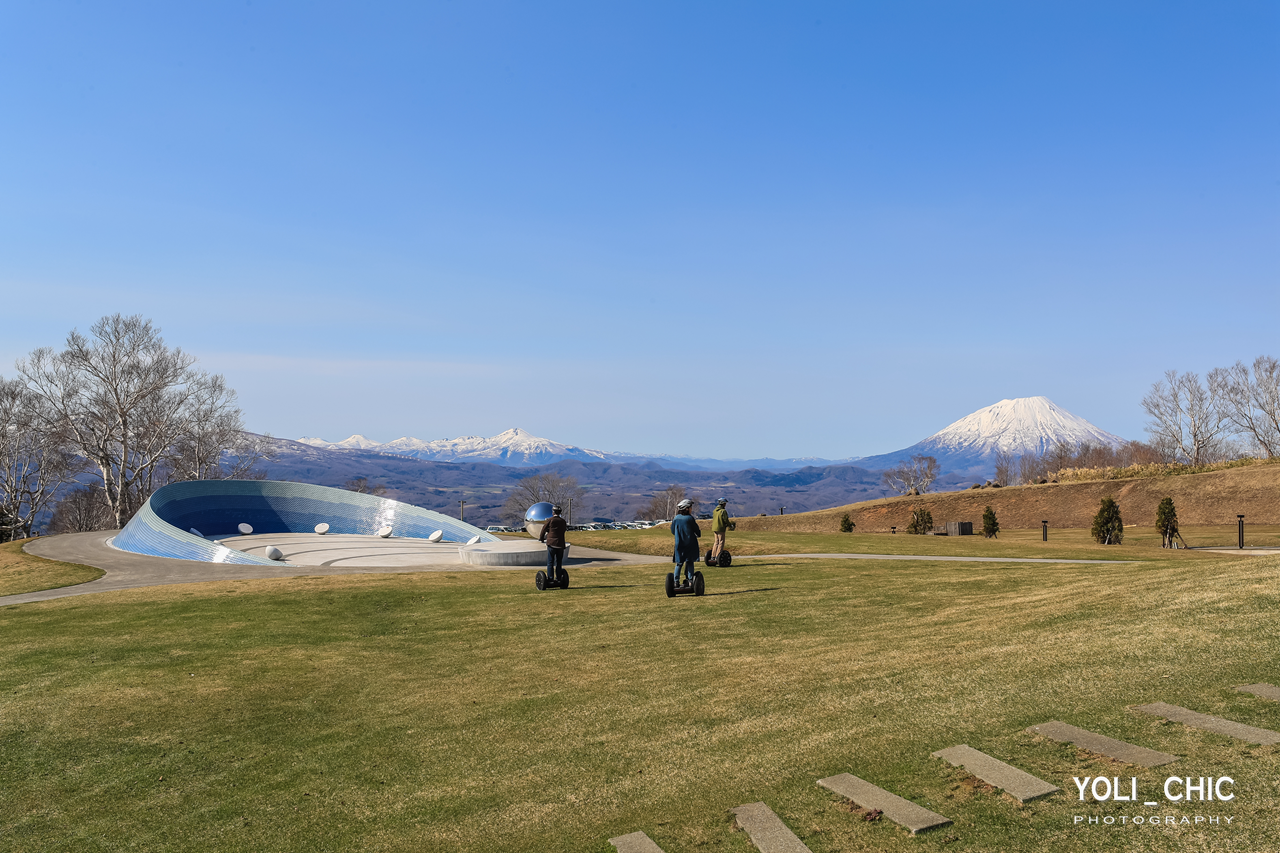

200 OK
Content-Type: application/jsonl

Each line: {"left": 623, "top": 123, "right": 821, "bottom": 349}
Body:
{"left": 3, "top": 536, "right": 1279, "bottom": 851}
{"left": 0, "top": 538, "right": 104, "bottom": 596}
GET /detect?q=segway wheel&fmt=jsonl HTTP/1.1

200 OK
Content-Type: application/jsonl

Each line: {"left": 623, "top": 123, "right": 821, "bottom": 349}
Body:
{"left": 693, "top": 571, "right": 705, "bottom": 596}
{"left": 665, "top": 572, "right": 676, "bottom": 598}
{"left": 556, "top": 567, "right": 569, "bottom": 589}
{"left": 717, "top": 549, "right": 732, "bottom": 568}
{"left": 704, "top": 549, "right": 716, "bottom": 567}
{"left": 535, "top": 570, "right": 547, "bottom": 590}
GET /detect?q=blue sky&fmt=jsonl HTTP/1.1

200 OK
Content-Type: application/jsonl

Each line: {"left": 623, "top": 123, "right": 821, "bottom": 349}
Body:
{"left": 2, "top": 1, "right": 1277, "bottom": 460}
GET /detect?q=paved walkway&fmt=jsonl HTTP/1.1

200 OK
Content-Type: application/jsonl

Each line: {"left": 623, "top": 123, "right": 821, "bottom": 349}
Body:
{"left": 2, "top": 532, "right": 653, "bottom": 606}
{"left": 738, "top": 553, "right": 1133, "bottom": 565}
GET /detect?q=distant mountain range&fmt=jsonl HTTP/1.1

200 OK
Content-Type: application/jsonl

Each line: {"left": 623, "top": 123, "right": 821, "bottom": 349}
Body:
{"left": 265, "top": 397, "right": 1127, "bottom": 524}
{"left": 298, "top": 428, "right": 857, "bottom": 472}
{"left": 297, "top": 397, "right": 1124, "bottom": 479}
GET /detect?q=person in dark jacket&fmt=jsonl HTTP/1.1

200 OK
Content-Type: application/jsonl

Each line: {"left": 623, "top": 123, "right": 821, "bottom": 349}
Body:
{"left": 539, "top": 504, "right": 568, "bottom": 577}
{"left": 670, "top": 498, "right": 701, "bottom": 584}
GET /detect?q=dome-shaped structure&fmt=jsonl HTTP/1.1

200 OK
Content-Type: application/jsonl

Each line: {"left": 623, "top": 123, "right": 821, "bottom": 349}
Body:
{"left": 112, "top": 480, "right": 499, "bottom": 565}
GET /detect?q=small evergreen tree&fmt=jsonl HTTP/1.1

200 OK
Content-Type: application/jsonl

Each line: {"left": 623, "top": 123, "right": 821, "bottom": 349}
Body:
{"left": 839, "top": 513, "right": 854, "bottom": 533}
{"left": 1091, "top": 497, "right": 1124, "bottom": 545}
{"left": 1155, "top": 497, "right": 1179, "bottom": 548}
{"left": 905, "top": 507, "right": 934, "bottom": 535}
{"left": 982, "top": 506, "right": 999, "bottom": 539}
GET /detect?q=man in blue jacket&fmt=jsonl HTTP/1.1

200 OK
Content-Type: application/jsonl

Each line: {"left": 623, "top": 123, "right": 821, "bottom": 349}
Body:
{"left": 671, "top": 498, "right": 701, "bottom": 585}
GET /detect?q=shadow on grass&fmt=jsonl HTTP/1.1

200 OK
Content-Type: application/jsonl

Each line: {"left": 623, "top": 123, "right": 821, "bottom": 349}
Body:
{"left": 701, "top": 587, "right": 781, "bottom": 597}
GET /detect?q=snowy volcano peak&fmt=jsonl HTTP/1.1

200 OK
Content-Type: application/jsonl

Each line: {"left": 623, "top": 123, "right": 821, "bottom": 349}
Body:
{"left": 926, "top": 396, "right": 1124, "bottom": 457}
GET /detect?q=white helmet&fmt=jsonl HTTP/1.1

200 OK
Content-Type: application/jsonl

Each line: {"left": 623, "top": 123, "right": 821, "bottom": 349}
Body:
{"left": 676, "top": 498, "right": 693, "bottom": 510}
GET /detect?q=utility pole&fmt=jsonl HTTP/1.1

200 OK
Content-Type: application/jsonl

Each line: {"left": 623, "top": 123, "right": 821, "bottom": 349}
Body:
{"left": 460, "top": 500, "right": 467, "bottom": 522}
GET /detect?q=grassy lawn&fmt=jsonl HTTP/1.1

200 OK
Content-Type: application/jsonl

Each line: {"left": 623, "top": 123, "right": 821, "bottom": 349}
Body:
{"left": 0, "top": 538, "right": 104, "bottom": 597}
{"left": 4, "top": 541, "right": 1280, "bottom": 852}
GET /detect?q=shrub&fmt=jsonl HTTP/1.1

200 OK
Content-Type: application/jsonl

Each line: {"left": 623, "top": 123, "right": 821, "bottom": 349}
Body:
{"left": 982, "top": 506, "right": 999, "bottom": 539}
{"left": 839, "top": 513, "right": 854, "bottom": 533}
{"left": 1091, "top": 497, "right": 1124, "bottom": 545}
{"left": 1155, "top": 497, "right": 1179, "bottom": 548}
{"left": 905, "top": 507, "right": 933, "bottom": 535}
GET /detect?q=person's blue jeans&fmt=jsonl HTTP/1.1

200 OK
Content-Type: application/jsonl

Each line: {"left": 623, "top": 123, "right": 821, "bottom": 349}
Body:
{"left": 676, "top": 559, "right": 695, "bottom": 584}
{"left": 546, "top": 546, "right": 565, "bottom": 575}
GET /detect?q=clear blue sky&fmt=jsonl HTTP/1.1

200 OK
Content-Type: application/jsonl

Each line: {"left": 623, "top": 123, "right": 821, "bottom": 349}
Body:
{"left": 2, "top": 2, "right": 1277, "bottom": 460}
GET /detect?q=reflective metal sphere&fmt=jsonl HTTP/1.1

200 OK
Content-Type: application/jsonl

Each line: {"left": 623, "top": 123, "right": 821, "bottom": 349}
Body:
{"left": 525, "top": 501, "right": 554, "bottom": 537}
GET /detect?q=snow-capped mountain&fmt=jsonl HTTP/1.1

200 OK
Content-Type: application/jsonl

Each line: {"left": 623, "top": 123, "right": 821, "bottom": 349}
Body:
{"left": 299, "top": 428, "right": 610, "bottom": 467}
{"left": 855, "top": 396, "right": 1125, "bottom": 477}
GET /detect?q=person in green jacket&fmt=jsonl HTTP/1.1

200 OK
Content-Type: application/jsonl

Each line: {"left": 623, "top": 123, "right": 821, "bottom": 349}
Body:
{"left": 711, "top": 498, "right": 730, "bottom": 563}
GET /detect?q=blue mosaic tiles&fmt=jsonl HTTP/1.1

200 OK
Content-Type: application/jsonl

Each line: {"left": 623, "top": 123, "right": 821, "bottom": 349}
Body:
{"left": 112, "top": 480, "right": 498, "bottom": 565}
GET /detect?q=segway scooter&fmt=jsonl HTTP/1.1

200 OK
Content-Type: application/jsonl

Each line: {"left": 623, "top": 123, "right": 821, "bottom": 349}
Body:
{"left": 704, "top": 548, "right": 732, "bottom": 568}
{"left": 665, "top": 569, "right": 705, "bottom": 597}
{"left": 535, "top": 566, "right": 569, "bottom": 590}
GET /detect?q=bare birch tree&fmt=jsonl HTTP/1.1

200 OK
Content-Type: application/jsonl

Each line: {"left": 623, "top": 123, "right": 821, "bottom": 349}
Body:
{"left": 0, "top": 378, "right": 83, "bottom": 539}
{"left": 639, "top": 484, "right": 694, "bottom": 520}
{"left": 1141, "top": 370, "right": 1230, "bottom": 465}
{"left": 1210, "top": 356, "right": 1280, "bottom": 458}
{"left": 16, "top": 314, "right": 258, "bottom": 527}
{"left": 881, "top": 454, "right": 940, "bottom": 495}
{"left": 993, "top": 448, "right": 1015, "bottom": 486}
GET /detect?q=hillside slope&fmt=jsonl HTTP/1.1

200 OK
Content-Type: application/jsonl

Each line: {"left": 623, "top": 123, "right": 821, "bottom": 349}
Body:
{"left": 734, "top": 462, "right": 1280, "bottom": 533}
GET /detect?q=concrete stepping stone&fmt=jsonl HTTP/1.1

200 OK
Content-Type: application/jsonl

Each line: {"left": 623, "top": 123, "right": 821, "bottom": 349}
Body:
{"left": 931, "top": 744, "right": 1060, "bottom": 802}
{"left": 608, "top": 830, "right": 666, "bottom": 853}
{"left": 817, "top": 774, "right": 952, "bottom": 835}
{"left": 730, "top": 802, "right": 813, "bottom": 853}
{"left": 1237, "top": 683, "right": 1280, "bottom": 702}
{"left": 1135, "top": 702, "right": 1280, "bottom": 745}
{"left": 1026, "top": 721, "right": 1176, "bottom": 767}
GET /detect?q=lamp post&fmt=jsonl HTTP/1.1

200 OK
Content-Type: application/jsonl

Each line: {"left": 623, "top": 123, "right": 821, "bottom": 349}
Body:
{"left": 780, "top": 506, "right": 786, "bottom": 516}
{"left": 459, "top": 500, "right": 467, "bottom": 522}
{"left": 568, "top": 498, "right": 573, "bottom": 528}
{"left": 1042, "top": 521, "right": 1048, "bottom": 542}
{"left": 1238, "top": 515, "right": 1245, "bottom": 549}
{"left": 891, "top": 526, "right": 896, "bottom": 534}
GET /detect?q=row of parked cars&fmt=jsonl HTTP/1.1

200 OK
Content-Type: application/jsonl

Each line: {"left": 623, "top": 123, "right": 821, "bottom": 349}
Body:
{"left": 484, "top": 521, "right": 666, "bottom": 534}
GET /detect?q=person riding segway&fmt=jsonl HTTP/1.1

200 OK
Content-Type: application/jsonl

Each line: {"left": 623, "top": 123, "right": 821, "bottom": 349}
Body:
{"left": 705, "top": 497, "right": 732, "bottom": 568}
{"left": 536, "top": 504, "right": 569, "bottom": 590}
{"left": 666, "top": 498, "right": 705, "bottom": 597}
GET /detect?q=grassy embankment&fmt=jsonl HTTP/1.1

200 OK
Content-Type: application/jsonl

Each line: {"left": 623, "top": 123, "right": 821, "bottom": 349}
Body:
{"left": 0, "top": 538, "right": 103, "bottom": 597}
{"left": 4, "top": 539, "right": 1280, "bottom": 852}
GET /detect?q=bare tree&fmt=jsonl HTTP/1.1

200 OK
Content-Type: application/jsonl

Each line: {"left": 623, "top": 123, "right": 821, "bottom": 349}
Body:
{"left": 1047, "top": 440, "right": 1076, "bottom": 476}
{"left": 993, "top": 449, "right": 1015, "bottom": 487}
{"left": 1017, "top": 452, "right": 1047, "bottom": 485}
{"left": 0, "top": 378, "right": 83, "bottom": 539}
{"left": 881, "top": 455, "right": 940, "bottom": 496}
{"left": 639, "top": 484, "right": 693, "bottom": 521}
{"left": 48, "top": 485, "right": 116, "bottom": 533}
{"left": 1142, "top": 370, "right": 1231, "bottom": 465}
{"left": 344, "top": 476, "right": 388, "bottom": 496}
{"left": 501, "top": 473, "right": 586, "bottom": 524}
{"left": 1210, "top": 356, "right": 1280, "bottom": 458}
{"left": 16, "top": 314, "right": 258, "bottom": 527}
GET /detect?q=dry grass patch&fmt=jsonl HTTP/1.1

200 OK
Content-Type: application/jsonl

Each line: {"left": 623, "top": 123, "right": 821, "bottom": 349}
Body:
{"left": 0, "top": 538, "right": 104, "bottom": 597}
{"left": 4, "top": 553, "right": 1280, "bottom": 851}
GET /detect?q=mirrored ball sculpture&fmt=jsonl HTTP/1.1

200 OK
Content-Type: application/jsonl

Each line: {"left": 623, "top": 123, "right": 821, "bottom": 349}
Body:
{"left": 525, "top": 502, "right": 554, "bottom": 538}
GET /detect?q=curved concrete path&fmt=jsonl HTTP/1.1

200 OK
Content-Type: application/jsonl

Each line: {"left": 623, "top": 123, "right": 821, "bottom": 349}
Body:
{"left": 2, "top": 532, "right": 653, "bottom": 607}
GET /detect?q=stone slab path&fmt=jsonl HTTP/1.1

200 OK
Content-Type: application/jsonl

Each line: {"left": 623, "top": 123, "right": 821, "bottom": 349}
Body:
{"left": 1026, "top": 721, "right": 1177, "bottom": 767}
{"left": 1237, "top": 683, "right": 1280, "bottom": 702}
{"left": 931, "top": 745, "right": 1060, "bottom": 802}
{"left": 608, "top": 830, "right": 666, "bottom": 853}
{"left": 730, "top": 802, "right": 813, "bottom": 853}
{"left": 1135, "top": 702, "right": 1280, "bottom": 745}
{"left": 817, "top": 774, "right": 952, "bottom": 835}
